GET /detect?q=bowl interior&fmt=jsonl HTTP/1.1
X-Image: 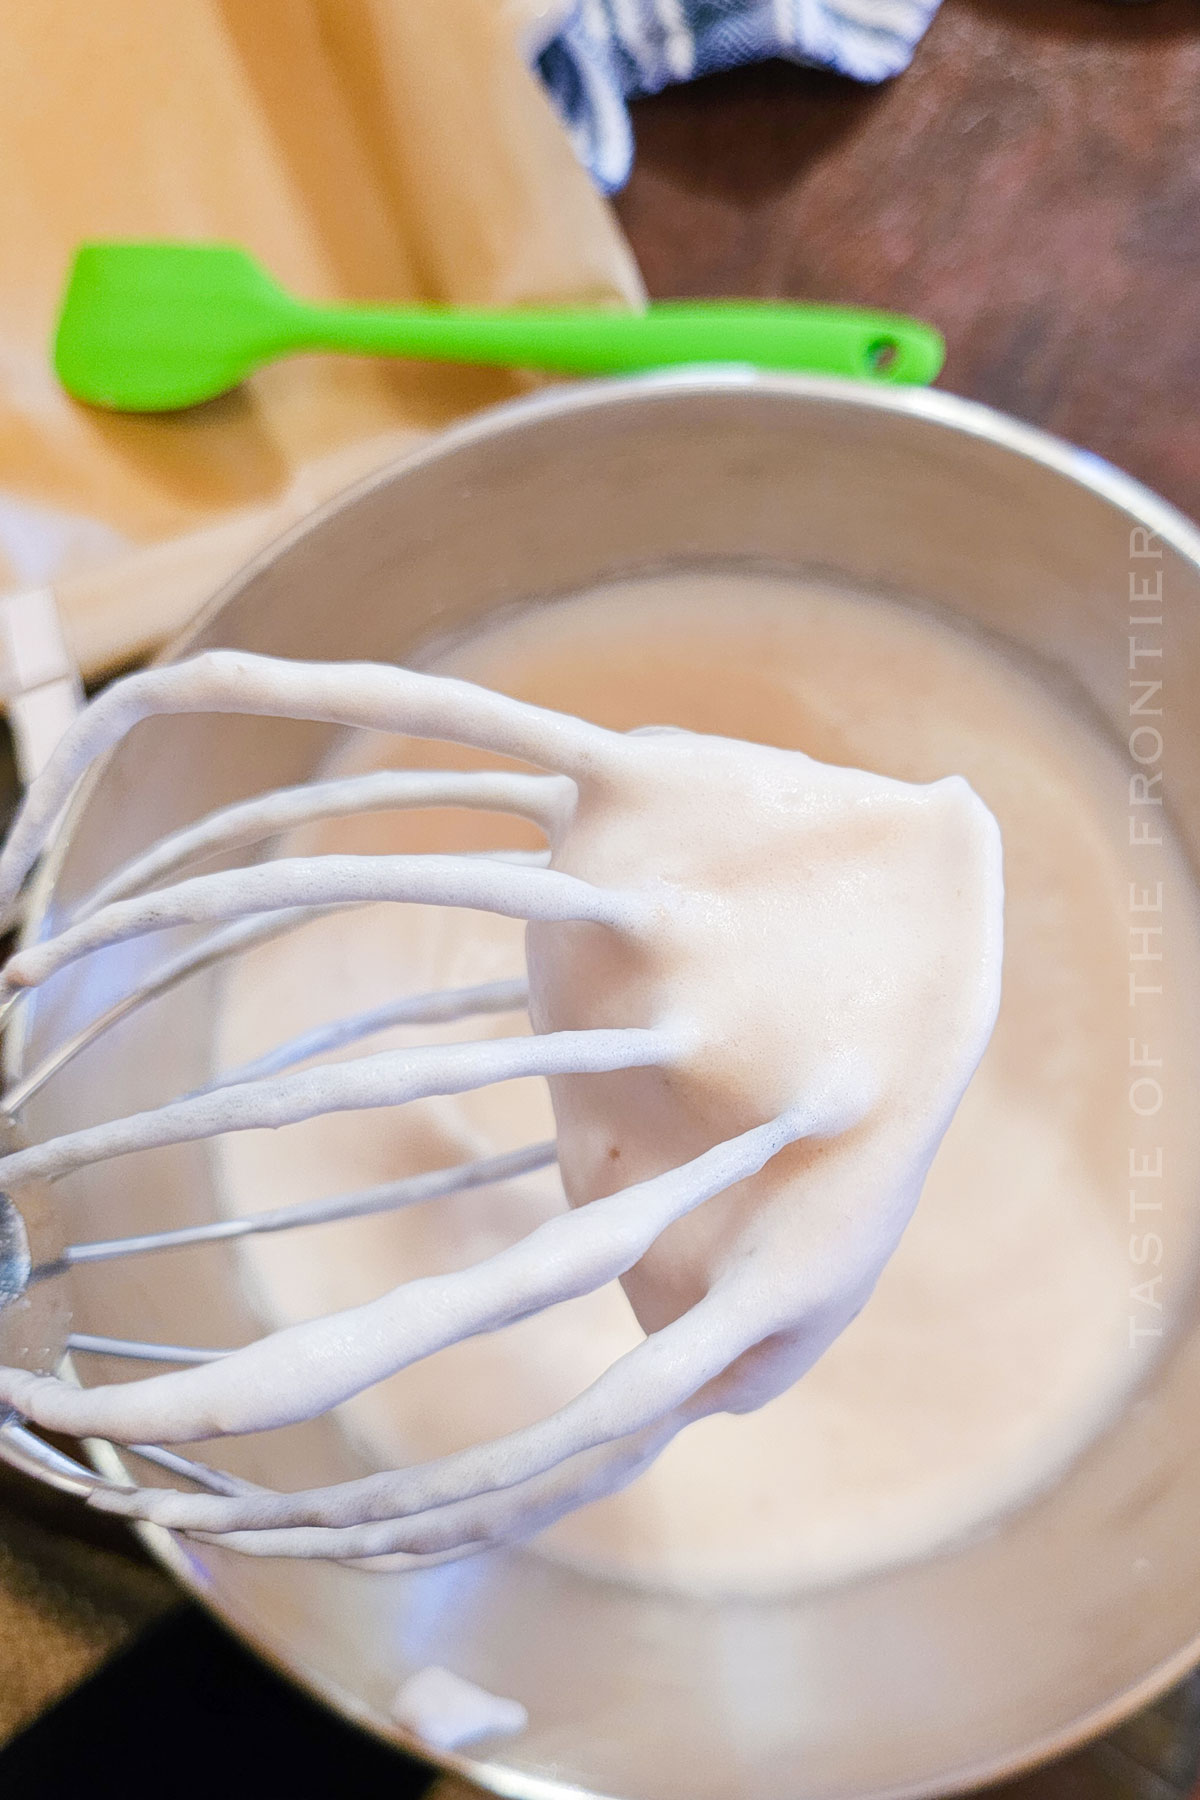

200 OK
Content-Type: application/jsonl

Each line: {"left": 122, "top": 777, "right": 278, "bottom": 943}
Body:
{"left": 13, "top": 375, "right": 1200, "bottom": 1800}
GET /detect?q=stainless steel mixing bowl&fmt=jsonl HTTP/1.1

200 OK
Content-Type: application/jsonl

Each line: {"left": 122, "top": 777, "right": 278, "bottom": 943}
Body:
{"left": 10, "top": 372, "right": 1200, "bottom": 1800}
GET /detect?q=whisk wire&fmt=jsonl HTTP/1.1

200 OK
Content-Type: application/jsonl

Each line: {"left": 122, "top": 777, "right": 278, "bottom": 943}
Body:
{"left": 0, "top": 1030, "right": 665, "bottom": 1189}
{"left": 2, "top": 906, "right": 348, "bottom": 1114}
{"left": 67, "top": 1333, "right": 229, "bottom": 1365}
{"left": 3, "top": 855, "right": 631, "bottom": 996}
{"left": 199, "top": 975, "right": 529, "bottom": 1093}
{"left": 53, "top": 1140, "right": 557, "bottom": 1267}
{"left": 75, "top": 768, "right": 567, "bottom": 919}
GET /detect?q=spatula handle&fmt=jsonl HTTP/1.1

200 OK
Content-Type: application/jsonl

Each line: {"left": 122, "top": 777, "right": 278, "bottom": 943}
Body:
{"left": 298, "top": 300, "right": 944, "bottom": 385}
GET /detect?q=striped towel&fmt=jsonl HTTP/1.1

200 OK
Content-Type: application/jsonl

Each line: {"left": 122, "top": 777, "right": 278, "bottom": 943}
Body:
{"left": 533, "top": 0, "right": 941, "bottom": 192}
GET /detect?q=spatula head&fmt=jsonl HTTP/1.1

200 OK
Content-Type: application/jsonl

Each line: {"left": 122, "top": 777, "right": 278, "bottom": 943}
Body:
{"left": 53, "top": 241, "right": 298, "bottom": 412}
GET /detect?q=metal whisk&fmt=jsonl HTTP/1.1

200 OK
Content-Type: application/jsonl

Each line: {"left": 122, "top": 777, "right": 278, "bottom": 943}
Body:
{"left": 0, "top": 648, "right": 1003, "bottom": 1567}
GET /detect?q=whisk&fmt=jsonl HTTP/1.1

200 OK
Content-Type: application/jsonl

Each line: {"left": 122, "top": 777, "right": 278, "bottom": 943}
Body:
{"left": 0, "top": 649, "right": 1003, "bottom": 1567}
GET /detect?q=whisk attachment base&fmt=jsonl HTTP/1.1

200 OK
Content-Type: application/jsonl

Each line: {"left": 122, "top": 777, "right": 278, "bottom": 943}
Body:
{"left": 0, "top": 1127, "right": 73, "bottom": 1409}
{"left": 0, "top": 1191, "right": 30, "bottom": 1314}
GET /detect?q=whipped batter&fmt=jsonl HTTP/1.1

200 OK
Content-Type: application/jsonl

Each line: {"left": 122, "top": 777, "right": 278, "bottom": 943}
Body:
{"left": 213, "top": 571, "right": 1200, "bottom": 1594}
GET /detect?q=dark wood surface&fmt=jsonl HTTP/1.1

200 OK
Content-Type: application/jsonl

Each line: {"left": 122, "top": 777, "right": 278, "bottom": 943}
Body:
{"left": 618, "top": 20, "right": 1200, "bottom": 1795}
{"left": 616, "top": 0, "right": 1200, "bottom": 523}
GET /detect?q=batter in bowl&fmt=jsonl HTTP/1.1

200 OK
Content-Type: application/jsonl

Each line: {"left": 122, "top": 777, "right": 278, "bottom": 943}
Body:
{"left": 212, "top": 570, "right": 1200, "bottom": 1594}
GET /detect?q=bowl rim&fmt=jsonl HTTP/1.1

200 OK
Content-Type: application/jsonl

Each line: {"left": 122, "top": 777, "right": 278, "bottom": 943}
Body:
{"left": 162, "top": 368, "right": 1200, "bottom": 674}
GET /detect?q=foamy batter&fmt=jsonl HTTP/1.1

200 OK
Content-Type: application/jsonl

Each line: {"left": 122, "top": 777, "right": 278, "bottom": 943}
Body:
{"left": 213, "top": 571, "right": 1200, "bottom": 1594}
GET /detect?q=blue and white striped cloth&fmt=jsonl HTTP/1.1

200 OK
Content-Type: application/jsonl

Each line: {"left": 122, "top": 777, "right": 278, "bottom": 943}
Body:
{"left": 534, "top": 0, "right": 941, "bottom": 192}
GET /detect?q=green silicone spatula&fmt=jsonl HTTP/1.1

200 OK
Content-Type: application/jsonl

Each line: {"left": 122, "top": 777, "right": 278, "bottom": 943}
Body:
{"left": 53, "top": 241, "right": 945, "bottom": 413}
